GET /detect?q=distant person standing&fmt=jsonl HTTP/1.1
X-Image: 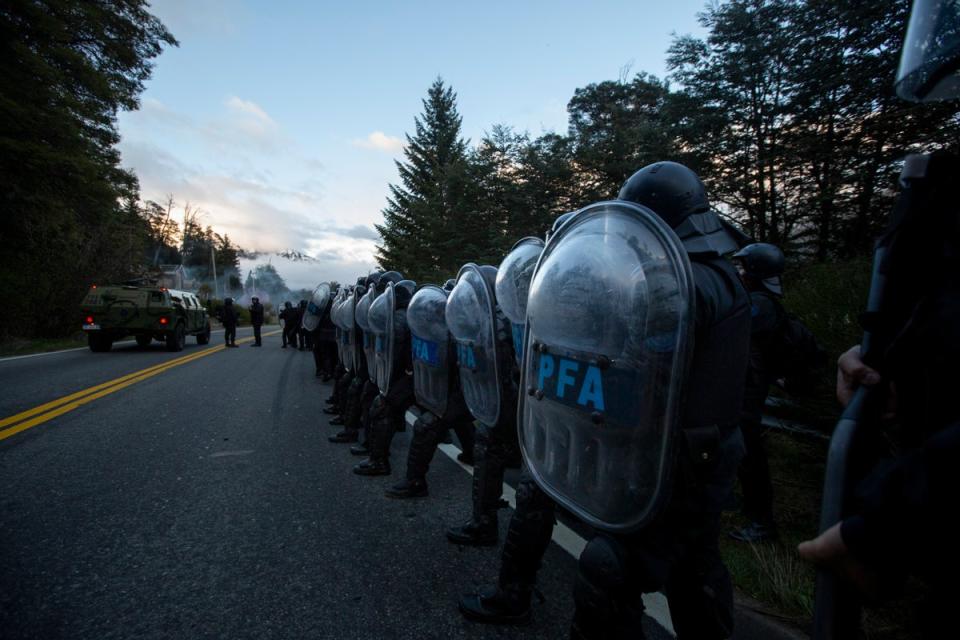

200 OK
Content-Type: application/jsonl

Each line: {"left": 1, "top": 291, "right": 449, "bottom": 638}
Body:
{"left": 221, "top": 298, "right": 238, "bottom": 348}
{"left": 281, "top": 301, "right": 295, "bottom": 348}
{"left": 297, "top": 300, "right": 308, "bottom": 350}
{"left": 249, "top": 296, "right": 264, "bottom": 347}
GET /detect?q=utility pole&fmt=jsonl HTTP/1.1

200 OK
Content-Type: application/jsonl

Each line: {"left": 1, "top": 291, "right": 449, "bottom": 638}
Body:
{"left": 211, "top": 246, "right": 220, "bottom": 299}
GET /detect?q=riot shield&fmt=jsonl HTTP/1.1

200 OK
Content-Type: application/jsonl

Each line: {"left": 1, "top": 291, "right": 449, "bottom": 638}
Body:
{"left": 302, "top": 282, "right": 331, "bottom": 331}
{"left": 339, "top": 291, "right": 356, "bottom": 373}
{"left": 351, "top": 286, "right": 367, "bottom": 373}
{"left": 445, "top": 264, "right": 506, "bottom": 427}
{"left": 406, "top": 285, "right": 452, "bottom": 417}
{"left": 367, "top": 283, "right": 396, "bottom": 395}
{"left": 331, "top": 292, "right": 344, "bottom": 366}
{"left": 496, "top": 237, "right": 545, "bottom": 365}
{"left": 518, "top": 200, "right": 696, "bottom": 533}
{"left": 355, "top": 287, "right": 378, "bottom": 381}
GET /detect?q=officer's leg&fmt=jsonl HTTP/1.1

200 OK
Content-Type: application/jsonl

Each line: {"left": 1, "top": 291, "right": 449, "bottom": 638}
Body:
{"left": 663, "top": 510, "right": 734, "bottom": 640}
{"left": 662, "top": 427, "right": 743, "bottom": 639}
{"left": 349, "top": 380, "right": 379, "bottom": 457}
{"left": 386, "top": 410, "right": 445, "bottom": 498}
{"left": 253, "top": 324, "right": 261, "bottom": 345}
{"left": 571, "top": 533, "right": 656, "bottom": 640}
{"left": 446, "top": 421, "right": 514, "bottom": 546}
{"left": 312, "top": 340, "right": 324, "bottom": 376}
{"left": 452, "top": 416, "right": 475, "bottom": 465}
{"left": 354, "top": 393, "right": 395, "bottom": 476}
{"left": 731, "top": 419, "right": 776, "bottom": 539}
{"left": 330, "top": 375, "right": 365, "bottom": 443}
{"left": 459, "top": 470, "right": 556, "bottom": 624}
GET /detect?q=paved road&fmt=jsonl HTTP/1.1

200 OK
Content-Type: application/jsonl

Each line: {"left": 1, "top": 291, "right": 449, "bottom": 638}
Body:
{"left": 0, "top": 328, "right": 798, "bottom": 640}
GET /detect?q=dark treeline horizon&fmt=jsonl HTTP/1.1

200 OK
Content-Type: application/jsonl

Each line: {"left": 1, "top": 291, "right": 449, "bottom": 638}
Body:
{"left": 376, "top": 0, "right": 960, "bottom": 285}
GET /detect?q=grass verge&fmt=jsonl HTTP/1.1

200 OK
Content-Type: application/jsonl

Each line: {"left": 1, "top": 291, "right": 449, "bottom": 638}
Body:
{"left": 0, "top": 333, "right": 88, "bottom": 358}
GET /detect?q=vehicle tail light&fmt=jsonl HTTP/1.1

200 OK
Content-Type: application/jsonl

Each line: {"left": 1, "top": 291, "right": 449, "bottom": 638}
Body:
{"left": 85, "top": 316, "right": 94, "bottom": 324}
{"left": 160, "top": 317, "right": 169, "bottom": 325}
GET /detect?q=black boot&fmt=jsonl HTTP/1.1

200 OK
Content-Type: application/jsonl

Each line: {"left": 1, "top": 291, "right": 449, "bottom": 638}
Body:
{"left": 447, "top": 425, "right": 506, "bottom": 546}
{"left": 350, "top": 443, "right": 370, "bottom": 456}
{"left": 323, "top": 407, "right": 339, "bottom": 415}
{"left": 446, "top": 516, "right": 498, "bottom": 547}
{"left": 328, "top": 430, "right": 359, "bottom": 444}
{"left": 385, "top": 478, "right": 428, "bottom": 499}
{"left": 330, "top": 416, "right": 345, "bottom": 426}
{"left": 459, "top": 585, "right": 532, "bottom": 625}
{"left": 353, "top": 457, "right": 391, "bottom": 476}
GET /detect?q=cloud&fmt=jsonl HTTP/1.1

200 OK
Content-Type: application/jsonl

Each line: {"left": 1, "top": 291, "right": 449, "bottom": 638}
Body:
{"left": 226, "top": 96, "right": 276, "bottom": 128}
{"left": 337, "top": 225, "right": 380, "bottom": 241}
{"left": 351, "top": 131, "right": 405, "bottom": 154}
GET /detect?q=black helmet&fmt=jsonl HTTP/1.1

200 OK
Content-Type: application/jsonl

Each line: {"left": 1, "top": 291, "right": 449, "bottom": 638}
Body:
{"left": 732, "top": 243, "right": 785, "bottom": 295}
{"left": 395, "top": 279, "right": 417, "bottom": 309}
{"left": 443, "top": 278, "right": 456, "bottom": 292}
{"left": 377, "top": 270, "right": 403, "bottom": 293}
{"left": 366, "top": 270, "right": 383, "bottom": 288}
{"left": 224, "top": 297, "right": 233, "bottom": 305}
{"left": 478, "top": 265, "right": 499, "bottom": 294}
{"left": 618, "top": 161, "right": 710, "bottom": 228}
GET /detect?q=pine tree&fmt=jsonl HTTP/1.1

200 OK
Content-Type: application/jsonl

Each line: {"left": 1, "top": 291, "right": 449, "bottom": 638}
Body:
{"left": 375, "top": 78, "right": 471, "bottom": 283}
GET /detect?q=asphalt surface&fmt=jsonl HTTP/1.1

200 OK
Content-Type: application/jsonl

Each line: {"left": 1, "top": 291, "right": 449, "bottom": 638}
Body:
{"left": 0, "top": 328, "right": 798, "bottom": 640}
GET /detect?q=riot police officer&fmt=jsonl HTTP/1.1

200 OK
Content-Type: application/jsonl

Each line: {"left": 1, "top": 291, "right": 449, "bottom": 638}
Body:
{"left": 330, "top": 274, "right": 379, "bottom": 443}
{"left": 444, "top": 263, "right": 520, "bottom": 547}
{"left": 353, "top": 273, "right": 414, "bottom": 475}
{"left": 799, "top": 4, "right": 960, "bottom": 637}
{"left": 281, "top": 301, "right": 296, "bottom": 348}
{"left": 386, "top": 278, "right": 476, "bottom": 499}
{"left": 728, "top": 242, "right": 787, "bottom": 542}
{"left": 249, "top": 296, "right": 264, "bottom": 347}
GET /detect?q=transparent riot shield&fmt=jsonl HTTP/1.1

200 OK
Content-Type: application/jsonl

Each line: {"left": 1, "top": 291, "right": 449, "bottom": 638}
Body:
{"left": 496, "top": 237, "right": 545, "bottom": 366}
{"left": 519, "top": 201, "right": 696, "bottom": 533}
{"left": 367, "top": 284, "right": 396, "bottom": 395}
{"left": 302, "top": 282, "right": 331, "bottom": 331}
{"left": 445, "top": 264, "right": 503, "bottom": 427}
{"left": 406, "top": 285, "right": 451, "bottom": 417}
{"left": 355, "top": 287, "right": 378, "bottom": 381}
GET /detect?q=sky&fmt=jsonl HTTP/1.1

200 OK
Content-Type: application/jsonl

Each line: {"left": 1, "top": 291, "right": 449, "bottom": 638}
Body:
{"left": 118, "top": 0, "right": 709, "bottom": 289}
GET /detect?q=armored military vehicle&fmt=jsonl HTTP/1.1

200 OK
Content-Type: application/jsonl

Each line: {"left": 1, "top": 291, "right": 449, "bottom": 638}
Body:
{"left": 80, "top": 284, "right": 212, "bottom": 352}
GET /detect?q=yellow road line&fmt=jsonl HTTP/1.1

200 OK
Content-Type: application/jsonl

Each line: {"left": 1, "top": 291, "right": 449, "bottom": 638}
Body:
{"left": 0, "top": 330, "right": 280, "bottom": 442}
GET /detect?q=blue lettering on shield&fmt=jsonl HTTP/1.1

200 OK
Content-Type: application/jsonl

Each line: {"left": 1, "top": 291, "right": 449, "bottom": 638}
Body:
{"left": 535, "top": 352, "right": 607, "bottom": 413}
{"left": 511, "top": 323, "right": 525, "bottom": 361}
{"left": 456, "top": 341, "right": 477, "bottom": 369}
{"left": 411, "top": 334, "right": 440, "bottom": 366}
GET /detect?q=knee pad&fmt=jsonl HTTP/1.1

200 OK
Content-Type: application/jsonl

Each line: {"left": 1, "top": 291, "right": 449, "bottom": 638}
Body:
{"left": 413, "top": 411, "right": 439, "bottom": 437}
{"left": 574, "top": 536, "right": 630, "bottom": 620}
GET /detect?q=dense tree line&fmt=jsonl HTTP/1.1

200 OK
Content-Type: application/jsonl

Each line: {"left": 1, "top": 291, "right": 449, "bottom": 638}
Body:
{"left": 0, "top": 2, "right": 252, "bottom": 339}
{"left": 376, "top": 0, "right": 960, "bottom": 283}
{"left": 0, "top": 0, "right": 176, "bottom": 339}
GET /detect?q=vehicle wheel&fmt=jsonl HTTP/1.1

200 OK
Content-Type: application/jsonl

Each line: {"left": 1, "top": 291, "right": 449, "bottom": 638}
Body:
{"left": 88, "top": 333, "right": 113, "bottom": 353}
{"left": 166, "top": 323, "right": 186, "bottom": 352}
{"left": 196, "top": 323, "right": 211, "bottom": 345}
{"left": 135, "top": 334, "right": 152, "bottom": 348}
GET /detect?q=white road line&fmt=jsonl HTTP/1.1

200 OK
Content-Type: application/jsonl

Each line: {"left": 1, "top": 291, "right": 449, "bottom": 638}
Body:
{"left": 411, "top": 413, "right": 677, "bottom": 636}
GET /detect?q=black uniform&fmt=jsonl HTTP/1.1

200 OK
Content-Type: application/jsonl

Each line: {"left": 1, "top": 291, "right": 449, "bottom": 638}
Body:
{"left": 737, "top": 290, "right": 783, "bottom": 528}
{"left": 570, "top": 257, "right": 751, "bottom": 640}
{"left": 840, "top": 274, "right": 960, "bottom": 638}
{"left": 315, "top": 302, "right": 337, "bottom": 378}
{"left": 221, "top": 301, "right": 238, "bottom": 347}
{"left": 297, "top": 301, "right": 308, "bottom": 350}
{"left": 355, "top": 324, "right": 415, "bottom": 475}
{"left": 281, "top": 303, "right": 296, "bottom": 348}
{"left": 249, "top": 300, "right": 264, "bottom": 346}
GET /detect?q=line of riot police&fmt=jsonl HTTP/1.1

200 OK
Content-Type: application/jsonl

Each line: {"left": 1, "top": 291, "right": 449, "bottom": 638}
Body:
{"left": 304, "top": 160, "right": 771, "bottom": 639}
